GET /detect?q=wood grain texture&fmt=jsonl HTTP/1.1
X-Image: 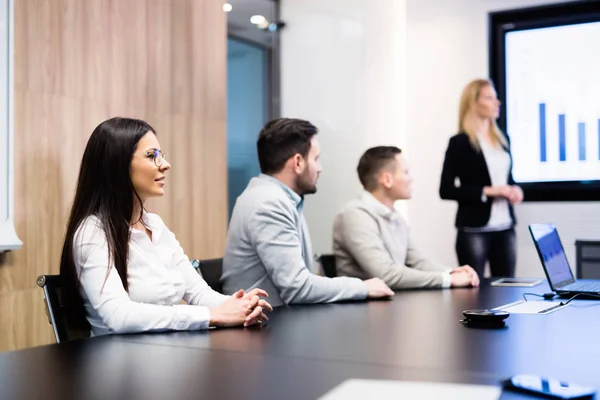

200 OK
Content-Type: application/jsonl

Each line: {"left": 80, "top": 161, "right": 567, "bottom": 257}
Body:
{"left": 0, "top": 0, "right": 227, "bottom": 352}
{"left": 0, "top": 289, "right": 55, "bottom": 350}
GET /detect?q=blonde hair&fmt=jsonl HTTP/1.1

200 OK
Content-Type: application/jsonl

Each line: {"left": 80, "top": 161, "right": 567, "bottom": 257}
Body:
{"left": 458, "top": 79, "right": 507, "bottom": 151}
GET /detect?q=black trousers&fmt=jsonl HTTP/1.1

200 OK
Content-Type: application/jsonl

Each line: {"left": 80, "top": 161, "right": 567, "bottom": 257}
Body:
{"left": 455, "top": 228, "right": 516, "bottom": 278}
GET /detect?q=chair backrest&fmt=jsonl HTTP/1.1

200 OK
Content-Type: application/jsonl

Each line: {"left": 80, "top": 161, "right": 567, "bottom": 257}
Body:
{"left": 191, "top": 258, "right": 224, "bottom": 293}
{"left": 575, "top": 240, "right": 600, "bottom": 279}
{"left": 318, "top": 254, "right": 337, "bottom": 278}
{"left": 36, "top": 274, "right": 90, "bottom": 343}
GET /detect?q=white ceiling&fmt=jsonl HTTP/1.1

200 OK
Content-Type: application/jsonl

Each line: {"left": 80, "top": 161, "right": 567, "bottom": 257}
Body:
{"left": 226, "top": 0, "right": 278, "bottom": 47}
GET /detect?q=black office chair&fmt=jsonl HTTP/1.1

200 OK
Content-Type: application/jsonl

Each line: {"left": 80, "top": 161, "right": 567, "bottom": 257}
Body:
{"left": 36, "top": 274, "right": 90, "bottom": 343}
{"left": 191, "top": 258, "right": 224, "bottom": 293}
{"left": 318, "top": 254, "right": 337, "bottom": 278}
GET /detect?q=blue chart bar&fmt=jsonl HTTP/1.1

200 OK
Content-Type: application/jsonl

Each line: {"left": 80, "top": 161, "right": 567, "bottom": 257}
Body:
{"left": 558, "top": 114, "right": 566, "bottom": 162}
{"left": 578, "top": 123, "right": 586, "bottom": 161}
{"left": 539, "top": 103, "right": 547, "bottom": 162}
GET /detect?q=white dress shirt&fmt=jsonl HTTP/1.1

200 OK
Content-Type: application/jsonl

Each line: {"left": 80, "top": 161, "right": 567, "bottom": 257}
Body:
{"left": 478, "top": 136, "right": 512, "bottom": 231}
{"left": 74, "top": 212, "right": 228, "bottom": 336}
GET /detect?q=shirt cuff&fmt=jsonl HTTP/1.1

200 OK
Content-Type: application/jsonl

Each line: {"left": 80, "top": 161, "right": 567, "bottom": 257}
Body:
{"left": 442, "top": 272, "right": 452, "bottom": 288}
{"left": 171, "top": 305, "right": 212, "bottom": 331}
{"left": 481, "top": 190, "right": 488, "bottom": 203}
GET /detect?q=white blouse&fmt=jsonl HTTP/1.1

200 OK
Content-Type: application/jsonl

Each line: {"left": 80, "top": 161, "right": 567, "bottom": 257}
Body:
{"left": 74, "top": 212, "right": 228, "bottom": 336}
{"left": 479, "top": 136, "right": 513, "bottom": 230}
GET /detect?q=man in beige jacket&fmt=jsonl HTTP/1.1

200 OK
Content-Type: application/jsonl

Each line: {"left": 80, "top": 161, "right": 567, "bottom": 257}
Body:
{"left": 333, "top": 146, "right": 480, "bottom": 289}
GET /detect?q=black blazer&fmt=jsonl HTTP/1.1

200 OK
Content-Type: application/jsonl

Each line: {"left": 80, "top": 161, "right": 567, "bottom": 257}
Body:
{"left": 439, "top": 132, "right": 516, "bottom": 228}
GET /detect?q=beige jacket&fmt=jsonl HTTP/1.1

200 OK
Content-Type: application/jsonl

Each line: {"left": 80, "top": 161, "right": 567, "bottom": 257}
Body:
{"left": 333, "top": 192, "right": 450, "bottom": 289}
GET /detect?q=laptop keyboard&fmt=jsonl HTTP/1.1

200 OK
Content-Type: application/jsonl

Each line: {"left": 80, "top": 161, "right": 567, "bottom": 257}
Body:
{"left": 566, "top": 281, "right": 600, "bottom": 292}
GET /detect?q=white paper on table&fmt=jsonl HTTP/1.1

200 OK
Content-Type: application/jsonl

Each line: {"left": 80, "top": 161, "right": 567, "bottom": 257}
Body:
{"left": 318, "top": 379, "right": 501, "bottom": 400}
{"left": 493, "top": 300, "right": 568, "bottom": 315}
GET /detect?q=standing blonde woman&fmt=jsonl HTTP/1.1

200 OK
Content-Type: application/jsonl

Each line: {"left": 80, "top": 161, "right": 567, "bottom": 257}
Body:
{"left": 439, "top": 79, "right": 523, "bottom": 278}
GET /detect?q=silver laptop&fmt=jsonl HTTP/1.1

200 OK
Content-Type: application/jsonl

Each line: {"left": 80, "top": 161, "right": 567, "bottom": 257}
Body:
{"left": 529, "top": 223, "right": 600, "bottom": 296}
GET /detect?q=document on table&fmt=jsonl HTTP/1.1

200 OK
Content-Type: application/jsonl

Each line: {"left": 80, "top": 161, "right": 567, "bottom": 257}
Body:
{"left": 318, "top": 379, "right": 501, "bottom": 400}
{"left": 490, "top": 278, "right": 543, "bottom": 287}
{"left": 493, "top": 300, "right": 568, "bottom": 315}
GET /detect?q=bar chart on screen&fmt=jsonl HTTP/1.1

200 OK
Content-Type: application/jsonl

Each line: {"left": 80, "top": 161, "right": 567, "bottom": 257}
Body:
{"left": 505, "top": 21, "right": 600, "bottom": 184}
{"left": 537, "top": 103, "right": 600, "bottom": 163}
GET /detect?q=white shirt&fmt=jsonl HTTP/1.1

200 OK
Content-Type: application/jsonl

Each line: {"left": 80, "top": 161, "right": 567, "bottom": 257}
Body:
{"left": 479, "top": 136, "right": 513, "bottom": 230}
{"left": 74, "top": 212, "right": 228, "bottom": 336}
{"left": 361, "top": 192, "right": 452, "bottom": 288}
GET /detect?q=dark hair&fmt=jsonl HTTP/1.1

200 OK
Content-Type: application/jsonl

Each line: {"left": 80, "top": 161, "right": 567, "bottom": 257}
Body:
{"left": 257, "top": 118, "right": 318, "bottom": 174}
{"left": 357, "top": 146, "right": 402, "bottom": 191}
{"left": 60, "top": 117, "right": 155, "bottom": 332}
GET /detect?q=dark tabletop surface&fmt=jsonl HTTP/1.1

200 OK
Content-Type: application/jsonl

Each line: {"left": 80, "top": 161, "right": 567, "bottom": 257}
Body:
{"left": 1, "top": 281, "right": 598, "bottom": 399}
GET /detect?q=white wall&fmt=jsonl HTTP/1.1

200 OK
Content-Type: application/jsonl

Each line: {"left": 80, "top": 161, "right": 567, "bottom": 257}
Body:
{"left": 0, "top": 0, "right": 21, "bottom": 253}
{"left": 281, "top": 0, "right": 408, "bottom": 257}
{"left": 281, "top": 0, "right": 600, "bottom": 277}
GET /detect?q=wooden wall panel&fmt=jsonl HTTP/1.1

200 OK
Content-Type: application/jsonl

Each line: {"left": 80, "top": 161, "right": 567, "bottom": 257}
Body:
{"left": 0, "top": 0, "right": 227, "bottom": 352}
{"left": 0, "top": 289, "right": 55, "bottom": 349}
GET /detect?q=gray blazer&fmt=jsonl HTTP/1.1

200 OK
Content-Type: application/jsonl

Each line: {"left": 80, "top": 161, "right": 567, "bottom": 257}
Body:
{"left": 333, "top": 193, "right": 449, "bottom": 289}
{"left": 222, "top": 174, "right": 368, "bottom": 307}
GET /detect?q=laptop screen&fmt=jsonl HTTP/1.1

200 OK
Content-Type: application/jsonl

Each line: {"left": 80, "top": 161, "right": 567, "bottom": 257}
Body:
{"left": 529, "top": 224, "right": 575, "bottom": 288}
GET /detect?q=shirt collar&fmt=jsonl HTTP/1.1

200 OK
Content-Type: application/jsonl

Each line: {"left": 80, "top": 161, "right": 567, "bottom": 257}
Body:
{"left": 258, "top": 173, "right": 304, "bottom": 213}
{"left": 130, "top": 211, "right": 163, "bottom": 241}
{"left": 361, "top": 191, "right": 400, "bottom": 222}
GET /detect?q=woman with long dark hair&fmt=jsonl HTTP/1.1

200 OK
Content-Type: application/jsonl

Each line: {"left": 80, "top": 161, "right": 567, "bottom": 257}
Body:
{"left": 60, "top": 117, "right": 271, "bottom": 336}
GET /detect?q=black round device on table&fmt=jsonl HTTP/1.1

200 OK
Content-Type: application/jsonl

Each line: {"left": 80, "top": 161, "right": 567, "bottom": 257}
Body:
{"left": 460, "top": 309, "right": 510, "bottom": 329}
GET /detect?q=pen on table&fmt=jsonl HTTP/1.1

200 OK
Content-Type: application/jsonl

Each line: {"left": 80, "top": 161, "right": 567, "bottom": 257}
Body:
{"left": 538, "top": 303, "right": 565, "bottom": 314}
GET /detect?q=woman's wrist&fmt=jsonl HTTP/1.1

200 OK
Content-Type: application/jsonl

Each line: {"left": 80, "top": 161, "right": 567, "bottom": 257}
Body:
{"left": 209, "top": 309, "right": 222, "bottom": 327}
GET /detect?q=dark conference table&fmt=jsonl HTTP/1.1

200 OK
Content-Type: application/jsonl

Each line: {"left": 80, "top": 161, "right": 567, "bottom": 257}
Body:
{"left": 1, "top": 281, "right": 599, "bottom": 399}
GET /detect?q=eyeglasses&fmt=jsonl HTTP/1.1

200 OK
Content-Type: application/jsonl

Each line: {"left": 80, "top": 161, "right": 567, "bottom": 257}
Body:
{"left": 145, "top": 149, "right": 167, "bottom": 167}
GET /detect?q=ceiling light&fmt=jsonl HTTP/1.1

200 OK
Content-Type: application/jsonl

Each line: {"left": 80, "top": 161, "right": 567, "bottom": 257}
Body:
{"left": 223, "top": 3, "right": 232, "bottom": 12}
{"left": 250, "top": 15, "right": 266, "bottom": 25}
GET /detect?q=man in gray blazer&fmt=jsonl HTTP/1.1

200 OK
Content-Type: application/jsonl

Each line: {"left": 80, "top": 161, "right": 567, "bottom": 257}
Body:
{"left": 333, "top": 146, "right": 480, "bottom": 289}
{"left": 221, "top": 119, "right": 394, "bottom": 307}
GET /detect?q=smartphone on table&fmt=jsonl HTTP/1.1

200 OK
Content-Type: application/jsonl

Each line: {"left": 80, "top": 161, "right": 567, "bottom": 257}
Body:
{"left": 502, "top": 374, "right": 595, "bottom": 399}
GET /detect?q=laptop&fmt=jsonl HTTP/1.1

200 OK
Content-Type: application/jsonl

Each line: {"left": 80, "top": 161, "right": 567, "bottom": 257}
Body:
{"left": 529, "top": 223, "right": 600, "bottom": 296}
